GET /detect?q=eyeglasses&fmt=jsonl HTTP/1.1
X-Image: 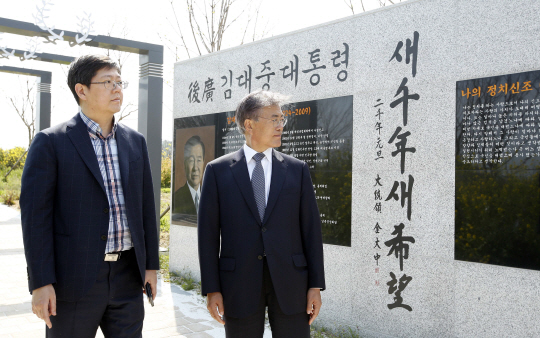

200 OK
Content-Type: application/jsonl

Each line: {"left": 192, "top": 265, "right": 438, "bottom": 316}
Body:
{"left": 256, "top": 116, "right": 288, "bottom": 128}
{"left": 90, "top": 80, "right": 129, "bottom": 90}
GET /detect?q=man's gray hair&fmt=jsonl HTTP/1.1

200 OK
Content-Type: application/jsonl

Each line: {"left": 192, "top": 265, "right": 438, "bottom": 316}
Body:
{"left": 184, "top": 135, "right": 205, "bottom": 158}
{"left": 235, "top": 90, "right": 289, "bottom": 134}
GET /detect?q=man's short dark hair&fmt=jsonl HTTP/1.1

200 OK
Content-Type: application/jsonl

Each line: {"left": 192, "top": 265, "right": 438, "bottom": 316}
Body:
{"left": 184, "top": 136, "right": 205, "bottom": 158}
{"left": 235, "top": 90, "right": 288, "bottom": 134}
{"left": 67, "top": 55, "right": 121, "bottom": 105}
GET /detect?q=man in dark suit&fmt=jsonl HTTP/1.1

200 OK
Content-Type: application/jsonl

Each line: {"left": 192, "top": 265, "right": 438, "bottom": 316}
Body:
{"left": 20, "top": 55, "right": 159, "bottom": 338}
{"left": 198, "top": 90, "right": 325, "bottom": 337}
{"left": 173, "top": 136, "right": 205, "bottom": 215}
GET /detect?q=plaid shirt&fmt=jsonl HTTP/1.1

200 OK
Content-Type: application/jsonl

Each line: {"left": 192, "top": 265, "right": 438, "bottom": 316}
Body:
{"left": 80, "top": 111, "right": 132, "bottom": 253}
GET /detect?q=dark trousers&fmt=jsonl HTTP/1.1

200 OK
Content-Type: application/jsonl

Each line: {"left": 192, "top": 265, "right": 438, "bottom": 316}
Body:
{"left": 224, "top": 258, "right": 310, "bottom": 338}
{"left": 46, "top": 249, "right": 144, "bottom": 338}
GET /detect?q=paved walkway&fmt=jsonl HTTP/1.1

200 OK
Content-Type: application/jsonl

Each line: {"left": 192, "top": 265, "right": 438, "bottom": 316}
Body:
{"left": 0, "top": 205, "right": 272, "bottom": 338}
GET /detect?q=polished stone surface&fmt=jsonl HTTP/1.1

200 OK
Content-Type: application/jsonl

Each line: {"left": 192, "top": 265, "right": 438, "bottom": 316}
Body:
{"left": 172, "top": 96, "right": 353, "bottom": 246}
{"left": 455, "top": 70, "right": 540, "bottom": 271}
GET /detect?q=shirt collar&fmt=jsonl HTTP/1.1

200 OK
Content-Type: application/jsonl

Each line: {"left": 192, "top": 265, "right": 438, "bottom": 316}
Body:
{"left": 243, "top": 143, "right": 273, "bottom": 163}
{"left": 187, "top": 182, "right": 200, "bottom": 200}
{"left": 79, "top": 110, "right": 117, "bottom": 138}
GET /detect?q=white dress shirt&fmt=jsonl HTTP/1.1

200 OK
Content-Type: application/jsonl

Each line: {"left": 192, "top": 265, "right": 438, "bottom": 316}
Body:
{"left": 243, "top": 144, "right": 273, "bottom": 204}
{"left": 187, "top": 183, "right": 201, "bottom": 205}
{"left": 244, "top": 144, "right": 321, "bottom": 289}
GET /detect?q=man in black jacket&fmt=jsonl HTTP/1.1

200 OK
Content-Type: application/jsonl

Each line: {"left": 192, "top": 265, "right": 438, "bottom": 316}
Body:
{"left": 20, "top": 55, "right": 159, "bottom": 337}
{"left": 198, "top": 90, "right": 325, "bottom": 338}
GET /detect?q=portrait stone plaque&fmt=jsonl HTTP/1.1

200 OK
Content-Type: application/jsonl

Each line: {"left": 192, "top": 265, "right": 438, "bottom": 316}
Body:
{"left": 172, "top": 95, "right": 353, "bottom": 246}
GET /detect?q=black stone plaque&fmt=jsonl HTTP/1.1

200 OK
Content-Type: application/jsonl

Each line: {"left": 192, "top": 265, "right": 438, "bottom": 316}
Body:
{"left": 172, "top": 95, "right": 353, "bottom": 247}
{"left": 455, "top": 70, "right": 540, "bottom": 270}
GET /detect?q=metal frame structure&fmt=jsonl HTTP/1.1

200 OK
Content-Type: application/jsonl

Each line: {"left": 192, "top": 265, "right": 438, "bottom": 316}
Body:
{"left": 0, "top": 17, "right": 164, "bottom": 231}
{"left": 0, "top": 65, "right": 52, "bottom": 132}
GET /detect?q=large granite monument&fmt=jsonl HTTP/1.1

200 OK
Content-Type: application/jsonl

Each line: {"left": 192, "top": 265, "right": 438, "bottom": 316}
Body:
{"left": 170, "top": 0, "right": 540, "bottom": 336}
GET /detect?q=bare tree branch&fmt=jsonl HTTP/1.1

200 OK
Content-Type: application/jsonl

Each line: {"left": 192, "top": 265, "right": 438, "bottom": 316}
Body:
{"left": 101, "top": 25, "right": 138, "bottom": 125}
{"left": 223, "top": 1, "right": 247, "bottom": 33}
{"left": 158, "top": 32, "right": 181, "bottom": 61}
{"left": 344, "top": 0, "right": 355, "bottom": 14}
{"left": 165, "top": 0, "right": 269, "bottom": 59}
{"left": 170, "top": 0, "right": 192, "bottom": 59}
{"left": 344, "top": 0, "right": 366, "bottom": 14}
{"left": 187, "top": 0, "right": 203, "bottom": 55}
{"left": 252, "top": 1, "right": 261, "bottom": 42}
{"left": 8, "top": 77, "right": 35, "bottom": 148}
{"left": 105, "top": 23, "right": 132, "bottom": 71}
{"left": 240, "top": 12, "right": 253, "bottom": 45}
{"left": 208, "top": 0, "right": 214, "bottom": 51}
{"left": 116, "top": 103, "right": 137, "bottom": 122}
{"left": 216, "top": 0, "right": 228, "bottom": 50}
{"left": 193, "top": 1, "right": 212, "bottom": 53}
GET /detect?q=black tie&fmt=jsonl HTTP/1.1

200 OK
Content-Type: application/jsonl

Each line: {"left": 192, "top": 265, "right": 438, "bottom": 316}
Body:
{"left": 251, "top": 153, "right": 266, "bottom": 222}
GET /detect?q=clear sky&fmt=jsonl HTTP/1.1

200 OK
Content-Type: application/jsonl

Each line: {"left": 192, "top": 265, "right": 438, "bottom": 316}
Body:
{"left": 0, "top": 0, "right": 403, "bottom": 150}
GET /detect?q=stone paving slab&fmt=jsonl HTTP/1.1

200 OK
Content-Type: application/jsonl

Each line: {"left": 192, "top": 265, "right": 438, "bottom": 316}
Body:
{"left": 0, "top": 205, "right": 272, "bottom": 338}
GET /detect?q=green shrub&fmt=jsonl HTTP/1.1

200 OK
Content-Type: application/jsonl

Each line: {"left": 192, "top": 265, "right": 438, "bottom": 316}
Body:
{"left": 180, "top": 271, "right": 196, "bottom": 291}
{"left": 1, "top": 147, "right": 27, "bottom": 169}
{"left": 160, "top": 213, "right": 170, "bottom": 233}
{"left": 161, "top": 150, "right": 171, "bottom": 188}
{"left": 159, "top": 252, "right": 169, "bottom": 272}
{"left": 0, "top": 147, "right": 27, "bottom": 207}
{"left": 1, "top": 190, "right": 20, "bottom": 206}
{"left": 158, "top": 254, "right": 201, "bottom": 293}
{"left": 310, "top": 325, "right": 361, "bottom": 338}
{"left": 0, "top": 168, "right": 23, "bottom": 205}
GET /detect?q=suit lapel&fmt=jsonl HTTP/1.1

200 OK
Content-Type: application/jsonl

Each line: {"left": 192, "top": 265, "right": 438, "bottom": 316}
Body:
{"left": 115, "top": 125, "right": 130, "bottom": 192}
{"left": 230, "top": 148, "right": 263, "bottom": 225}
{"left": 66, "top": 114, "right": 106, "bottom": 194}
{"left": 263, "top": 150, "right": 287, "bottom": 224}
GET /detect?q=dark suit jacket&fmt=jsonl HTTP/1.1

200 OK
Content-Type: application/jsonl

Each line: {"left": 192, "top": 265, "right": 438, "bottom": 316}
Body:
{"left": 173, "top": 183, "right": 197, "bottom": 215}
{"left": 20, "top": 113, "right": 159, "bottom": 302}
{"left": 198, "top": 148, "right": 325, "bottom": 318}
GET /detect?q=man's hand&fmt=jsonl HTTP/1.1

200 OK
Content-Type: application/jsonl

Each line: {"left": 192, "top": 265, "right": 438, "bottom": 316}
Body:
{"left": 207, "top": 292, "right": 225, "bottom": 324}
{"left": 306, "top": 288, "right": 322, "bottom": 325}
{"left": 32, "top": 284, "right": 56, "bottom": 329}
{"left": 144, "top": 270, "right": 158, "bottom": 301}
